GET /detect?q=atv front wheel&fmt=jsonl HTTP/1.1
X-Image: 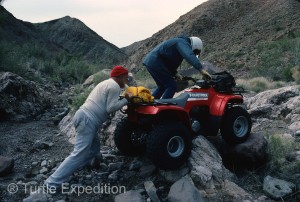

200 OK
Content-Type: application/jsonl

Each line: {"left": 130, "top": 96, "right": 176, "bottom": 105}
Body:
{"left": 114, "top": 117, "right": 145, "bottom": 156}
{"left": 146, "top": 121, "right": 192, "bottom": 170}
{"left": 220, "top": 106, "right": 251, "bottom": 144}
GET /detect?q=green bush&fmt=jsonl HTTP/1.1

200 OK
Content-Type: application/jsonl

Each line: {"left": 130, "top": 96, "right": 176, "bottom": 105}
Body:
{"left": 0, "top": 42, "right": 24, "bottom": 75}
{"left": 291, "top": 66, "right": 300, "bottom": 84}
{"left": 238, "top": 133, "right": 299, "bottom": 194}
{"left": 254, "top": 33, "right": 300, "bottom": 81}
{"left": 265, "top": 134, "right": 297, "bottom": 175}
{"left": 0, "top": 41, "right": 99, "bottom": 84}
{"left": 93, "top": 71, "right": 109, "bottom": 85}
{"left": 70, "top": 88, "right": 92, "bottom": 112}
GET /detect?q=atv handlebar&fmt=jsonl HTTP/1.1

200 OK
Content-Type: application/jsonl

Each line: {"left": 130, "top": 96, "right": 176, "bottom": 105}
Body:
{"left": 181, "top": 76, "right": 197, "bottom": 83}
{"left": 179, "top": 72, "right": 246, "bottom": 94}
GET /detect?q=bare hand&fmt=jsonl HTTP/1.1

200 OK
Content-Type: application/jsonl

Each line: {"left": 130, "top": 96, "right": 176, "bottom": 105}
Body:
{"left": 124, "top": 92, "right": 133, "bottom": 101}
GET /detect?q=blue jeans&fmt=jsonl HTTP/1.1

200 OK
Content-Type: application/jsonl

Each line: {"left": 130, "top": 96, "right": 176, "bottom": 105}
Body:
{"left": 44, "top": 109, "right": 100, "bottom": 187}
{"left": 145, "top": 65, "right": 177, "bottom": 99}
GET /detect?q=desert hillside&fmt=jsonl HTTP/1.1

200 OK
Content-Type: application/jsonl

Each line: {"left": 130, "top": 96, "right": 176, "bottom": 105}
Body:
{"left": 0, "top": 5, "right": 126, "bottom": 84}
{"left": 124, "top": 0, "right": 300, "bottom": 80}
{"left": 0, "top": 0, "right": 300, "bottom": 201}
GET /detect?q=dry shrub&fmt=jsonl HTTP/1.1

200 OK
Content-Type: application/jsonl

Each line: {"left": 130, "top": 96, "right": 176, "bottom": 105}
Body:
{"left": 236, "top": 77, "right": 286, "bottom": 93}
{"left": 291, "top": 66, "right": 300, "bottom": 84}
{"left": 136, "top": 78, "right": 156, "bottom": 89}
{"left": 265, "top": 133, "right": 298, "bottom": 176}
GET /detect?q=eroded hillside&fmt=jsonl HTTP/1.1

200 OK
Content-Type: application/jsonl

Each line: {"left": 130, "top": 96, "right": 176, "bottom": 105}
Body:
{"left": 124, "top": 0, "right": 300, "bottom": 79}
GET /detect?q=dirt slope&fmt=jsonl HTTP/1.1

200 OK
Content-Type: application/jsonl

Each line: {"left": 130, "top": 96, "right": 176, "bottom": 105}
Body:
{"left": 124, "top": 0, "right": 300, "bottom": 78}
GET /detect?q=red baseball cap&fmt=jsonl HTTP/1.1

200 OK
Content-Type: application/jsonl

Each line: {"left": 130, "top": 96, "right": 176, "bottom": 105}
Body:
{"left": 110, "top": 66, "right": 129, "bottom": 77}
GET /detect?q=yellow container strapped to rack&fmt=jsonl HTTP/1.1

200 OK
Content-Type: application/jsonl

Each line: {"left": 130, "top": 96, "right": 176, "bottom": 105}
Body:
{"left": 124, "top": 86, "right": 154, "bottom": 103}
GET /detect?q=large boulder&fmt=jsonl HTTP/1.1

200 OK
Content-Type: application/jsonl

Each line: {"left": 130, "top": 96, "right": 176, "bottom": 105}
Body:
{"left": 58, "top": 110, "right": 124, "bottom": 146}
{"left": 58, "top": 112, "right": 76, "bottom": 144}
{"left": 246, "top": 85, "right": 300, "bottom": 137}
{"left": 0, "top": 72, "right": 52, "bottom": 121}
{"left": 168, "top": 175, "right": 204, "bottom": 202}
{"left": 114, "top": 190, "right": 145, "bottom": 202}
{"left": 263, "top": 175, "right": 296, "bottom": 200}
{"left": 188, "top": 136, "right": 234, "bottom": 189}
{"left": 246, "top": 85, "right": 300, "bottom": 121}
{"left": 210, "top": 133, "right": 268, "bottom": 171}
{"left": 0, "top": 156, "right": 14, "bottom": 176}
{"left": 100, "top": 111, "right": 125, "bottom": 147}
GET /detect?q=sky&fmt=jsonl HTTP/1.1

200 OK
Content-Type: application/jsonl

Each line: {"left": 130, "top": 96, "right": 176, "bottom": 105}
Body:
{"left": 2, "top": 0, "right": 208, "bottom": 47}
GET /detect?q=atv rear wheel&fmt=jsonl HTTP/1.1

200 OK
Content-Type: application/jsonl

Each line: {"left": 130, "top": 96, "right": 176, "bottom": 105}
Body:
{"left": 220, "top": 106, "right": 251, "bottom": 144}
{"left": 114, "top": 117, "right": 145, "bottom": 156}
{"left": 146, "top": 121, "right": 192, "bottom": 170}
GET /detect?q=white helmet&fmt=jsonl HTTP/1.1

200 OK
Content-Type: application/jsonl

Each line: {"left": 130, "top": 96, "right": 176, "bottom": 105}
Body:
{"left": 190, "top": 37, "right": 203, "bottom": 52}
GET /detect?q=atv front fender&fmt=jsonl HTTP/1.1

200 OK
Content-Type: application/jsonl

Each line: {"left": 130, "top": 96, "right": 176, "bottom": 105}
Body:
{"left": 209, "top": 95, "right": 243, "bottom": 116}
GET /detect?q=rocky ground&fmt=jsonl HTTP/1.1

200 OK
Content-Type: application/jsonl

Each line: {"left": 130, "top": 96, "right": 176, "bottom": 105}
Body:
{"left": 0, "top": 120, "right": 245, "bottom": 202}
{"left": 0, "top": 120, "right": 194, "bottom": 202}
{"left": 0, "top": 116, "right": 299, "bottom": 201}
{"left": 0, "top": 121, "right": 72, "bottom": 201}
{"left": 1, "top": 71, "right": 300, "bottom": 202}
{"left": 0, "top": 120, "right": 151, "bottom": 202}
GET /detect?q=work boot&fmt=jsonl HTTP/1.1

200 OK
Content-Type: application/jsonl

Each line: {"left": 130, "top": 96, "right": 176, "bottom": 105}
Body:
{"left": 88, "top": 153, "right": 102, "bottom": 169}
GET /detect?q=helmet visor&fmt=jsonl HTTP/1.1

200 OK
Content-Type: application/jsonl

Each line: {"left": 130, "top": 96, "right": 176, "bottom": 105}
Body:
{"left": 193, "top": 49, "right": 200, "bottom": 56}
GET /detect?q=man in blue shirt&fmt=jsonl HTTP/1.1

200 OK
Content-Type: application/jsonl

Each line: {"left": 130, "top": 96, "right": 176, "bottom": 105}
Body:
{"left": 143, "top": 36, "right": 211, "bottom": 99}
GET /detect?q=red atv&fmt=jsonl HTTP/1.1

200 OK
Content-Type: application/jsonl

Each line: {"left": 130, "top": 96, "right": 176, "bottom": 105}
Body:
{"left": 114, "top": 71, "right": 252, "bottom": 170}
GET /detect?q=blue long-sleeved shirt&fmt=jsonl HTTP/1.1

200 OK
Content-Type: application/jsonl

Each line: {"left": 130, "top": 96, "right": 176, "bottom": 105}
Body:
{"left": 143, "top": 36, "right": 203, "bottom": 75}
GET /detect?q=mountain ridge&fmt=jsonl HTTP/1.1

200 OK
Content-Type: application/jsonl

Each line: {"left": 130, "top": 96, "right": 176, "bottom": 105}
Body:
{"left": 0, "top": 6, "right": 127, "bottom": 69}
{"left": 124, "top": 0, "right": 300, "bottom": 79}
{"left": 34, "top": 16, "right": 127, "bottom": 65}
{"left": 1, "top": 0, "right": 300, "bottom": 81}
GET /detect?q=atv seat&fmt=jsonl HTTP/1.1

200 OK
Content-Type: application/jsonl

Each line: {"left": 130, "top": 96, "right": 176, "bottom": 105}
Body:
{"left": 155, "top": 93, "right": 189, "bottom": 108}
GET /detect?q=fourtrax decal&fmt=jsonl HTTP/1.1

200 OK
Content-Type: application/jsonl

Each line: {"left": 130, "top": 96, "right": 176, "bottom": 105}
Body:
{"left": 187, "top": 92, "right": 209, "bottom": 101}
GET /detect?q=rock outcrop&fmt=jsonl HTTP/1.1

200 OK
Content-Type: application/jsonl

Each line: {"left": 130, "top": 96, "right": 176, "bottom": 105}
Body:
{"left": 246, "top": 85, "right": 300, "bottom": 133}
{"left": 0, "top": 72, "right": 52, "bottom": 121}
{"left": 0, "top": 156, "right": 14, "bottom": 176}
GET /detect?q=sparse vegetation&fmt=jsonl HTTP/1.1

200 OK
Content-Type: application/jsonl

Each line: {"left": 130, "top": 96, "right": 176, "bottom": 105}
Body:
{"left": 93, "top": 71, "right": 110, "bottom": 85}
{"left": 239, "top": 133, "right": 299, "bottom": 196}
{"left": 291, "top": 66, "right": 300, "bottom": 84}
{"left": 254, "top": 32, "right": 300, "bottom": 82}
{"left": 68, "top": 71, "right": 109, "bottom": 112}
{"left": 238, "top": 170, "right": 263, "bottom": 194}
{"left": 1, "top": 1, "right": 300, "bottom": 201}
{"left": 0, "top": 5, "right": 126, "bottom": 85}
{"left": 134, "top": 69, "right": 156, "bottom": 89}
{"left": 236, "top": 77, "right": 286, "bottom": 92}
{"left": 70, "top": 87, "right": 92, "bottom": 113}
{"left": 265, "top": 134, "right": 298, "bottom": 176}
{"left": 0, "top": 41, "right": 99, "bottom": 84}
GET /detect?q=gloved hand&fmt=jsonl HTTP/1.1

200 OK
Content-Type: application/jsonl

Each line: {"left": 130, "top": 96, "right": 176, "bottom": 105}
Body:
{"left": 200, "top": 70, "right": 212, "bottom": 81}
{"left": 175, "top": 73, "right": 183, "bottom": 80}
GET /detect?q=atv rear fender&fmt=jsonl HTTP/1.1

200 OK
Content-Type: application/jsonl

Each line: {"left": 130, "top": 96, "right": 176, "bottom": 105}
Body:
{"left": 209, "top": 94, "right": 244, "bottom": 116}
{"left": 134, "top": 106, "right": 191, "bottom": 129}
